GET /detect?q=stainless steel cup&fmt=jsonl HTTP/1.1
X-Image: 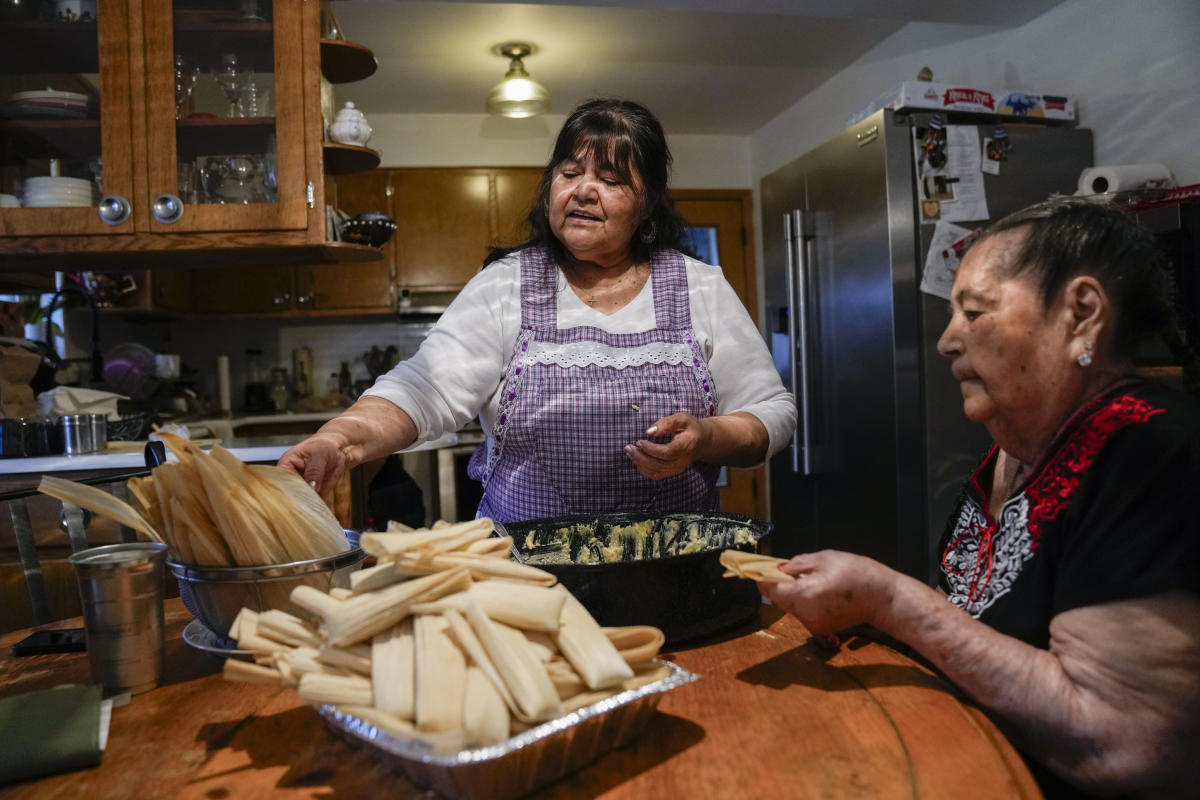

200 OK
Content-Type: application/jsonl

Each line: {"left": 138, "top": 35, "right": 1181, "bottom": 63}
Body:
{"left": 87, "top": 413, "right": 107, "bottom": 452}
{"left": 60, "top": 413, "right": 107, "bottom": 454}
{"left": 68, "top": 541, "right": 168, "bottom": 695}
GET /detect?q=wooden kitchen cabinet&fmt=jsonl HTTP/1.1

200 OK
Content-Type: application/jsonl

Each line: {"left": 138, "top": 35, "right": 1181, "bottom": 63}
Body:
{"left": 334, "top": 166, "right": 542, "bottom": 301}
{"left": 0, "top": 0, "right": 381, "bottom": 272}
{"left": 191, "top": 265, "right": 294, "bottom": 315}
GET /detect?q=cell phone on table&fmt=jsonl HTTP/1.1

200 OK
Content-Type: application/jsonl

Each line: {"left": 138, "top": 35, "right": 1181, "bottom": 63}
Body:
{"left": 10, "top": 627, "right": 87, "bottom": 656}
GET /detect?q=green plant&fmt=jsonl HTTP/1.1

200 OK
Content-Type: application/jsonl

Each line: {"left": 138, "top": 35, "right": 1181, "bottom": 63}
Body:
{"left": 21, "top": 296, "right": 63, "bottom": 341}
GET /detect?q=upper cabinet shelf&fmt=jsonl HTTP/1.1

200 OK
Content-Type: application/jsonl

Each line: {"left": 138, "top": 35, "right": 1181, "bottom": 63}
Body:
{"left": 320, "top": 39, "right": 377, "bottom": 84}
{"left": 323, "top": 142, "right": 379, "bottom": 175}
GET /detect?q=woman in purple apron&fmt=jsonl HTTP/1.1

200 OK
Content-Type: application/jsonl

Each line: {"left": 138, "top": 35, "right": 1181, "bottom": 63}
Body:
{"left": 280, "top": 99, "right": 795, "bottom": 524}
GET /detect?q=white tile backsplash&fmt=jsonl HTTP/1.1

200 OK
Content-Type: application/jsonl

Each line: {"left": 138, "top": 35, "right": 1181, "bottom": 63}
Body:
{"left": 65, "top": 311, "right": 437, "bottom": 412}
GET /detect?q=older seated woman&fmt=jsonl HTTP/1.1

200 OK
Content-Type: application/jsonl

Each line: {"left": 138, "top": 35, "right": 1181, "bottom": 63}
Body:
{"left": 762, "top": 198, "right": 1200, "bottom": 798}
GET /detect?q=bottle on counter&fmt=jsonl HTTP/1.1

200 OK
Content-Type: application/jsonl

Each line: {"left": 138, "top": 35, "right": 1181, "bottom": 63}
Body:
{"left": 244, "top": 348, "right": 269, "bottom": 412}
{"left": 338, "top": 361, "right": 352, "bottom": 397}
{"left": 269, "top": 368, "right": 290, "bottom": 413}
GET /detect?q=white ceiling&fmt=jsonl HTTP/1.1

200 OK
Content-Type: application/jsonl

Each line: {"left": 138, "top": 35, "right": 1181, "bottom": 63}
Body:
{"left": 332, "top": 0, "right": 1068, "bottom": 135}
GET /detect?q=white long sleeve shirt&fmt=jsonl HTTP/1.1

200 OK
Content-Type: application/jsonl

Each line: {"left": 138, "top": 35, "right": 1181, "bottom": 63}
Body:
{"left": 364, "top": 251, "right": 796, "bottom": 465}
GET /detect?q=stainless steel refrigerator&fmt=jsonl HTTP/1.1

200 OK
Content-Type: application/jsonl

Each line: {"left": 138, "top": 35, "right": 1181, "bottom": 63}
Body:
{"left": 761, "top": 109, "right": 1093, "bottom": 582}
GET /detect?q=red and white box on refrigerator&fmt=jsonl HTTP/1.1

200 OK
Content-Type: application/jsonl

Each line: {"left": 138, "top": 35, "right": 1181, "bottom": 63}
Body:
{"left": 847, "top": 81, "right": 1075, "bottom": 127}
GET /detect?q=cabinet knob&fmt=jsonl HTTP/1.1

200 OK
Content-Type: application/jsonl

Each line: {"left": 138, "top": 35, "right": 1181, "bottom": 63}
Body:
{"left": 296, "top": 291, "right": 315, "bottom": 307}
{"left": 151, "top": 193, "right": 185, "bottom": 224}
{"left": 97, "top": 195, "right": 131, "bottom": 226}
{"left": 273, "top": 292, "right": 290, "bottom": 307}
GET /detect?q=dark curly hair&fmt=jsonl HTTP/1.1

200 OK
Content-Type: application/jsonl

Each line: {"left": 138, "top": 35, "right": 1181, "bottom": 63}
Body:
{"left": 980, "top": 196, "right": 1200, "bottom": 394}
{"left": 484, "top": 98, "right": 691, "bottom": 266}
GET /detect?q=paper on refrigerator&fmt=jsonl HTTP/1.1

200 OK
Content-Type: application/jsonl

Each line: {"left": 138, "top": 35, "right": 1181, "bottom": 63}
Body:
{"left": 913, "top": 125, "right": 989, "bottom": 224}
{"left": 921, "top": 221, "right": 982, "bottom": 300}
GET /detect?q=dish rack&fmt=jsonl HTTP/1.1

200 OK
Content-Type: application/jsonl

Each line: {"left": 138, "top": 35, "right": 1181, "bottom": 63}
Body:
{"left": 106, "top": 411, "right": 153, "bottom": 441}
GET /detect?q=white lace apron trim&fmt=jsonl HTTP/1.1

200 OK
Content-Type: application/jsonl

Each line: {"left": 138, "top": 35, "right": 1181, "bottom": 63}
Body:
{"left": 524, "top": 339, "right": 692, "bottom": 370}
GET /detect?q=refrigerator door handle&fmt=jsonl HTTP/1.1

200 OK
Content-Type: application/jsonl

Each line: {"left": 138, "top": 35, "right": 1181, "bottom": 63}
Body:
{"left": 794, "top": 209, "right": 816, "bottom": 475}
{"left": 784, "top": 212, "right": 801, "bottom": 473}
{"left": 786, "top": 209, "right": 817, "bottom": 475}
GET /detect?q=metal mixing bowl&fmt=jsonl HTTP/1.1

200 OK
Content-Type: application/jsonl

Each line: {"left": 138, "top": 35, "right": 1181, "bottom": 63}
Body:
{"left": 168, "top": 530, "right": 365, "bottom": 638}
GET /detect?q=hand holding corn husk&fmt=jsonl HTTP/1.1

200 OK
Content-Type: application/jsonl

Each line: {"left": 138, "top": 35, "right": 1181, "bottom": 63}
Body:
{"left": 37, "top": 431, "right": 348, "bottom": 567}
{"left": 223, "top": 517, "right": 670, "bottom": 750}
{"left": 719, "top": 549, "right": 794, "bottom": 583}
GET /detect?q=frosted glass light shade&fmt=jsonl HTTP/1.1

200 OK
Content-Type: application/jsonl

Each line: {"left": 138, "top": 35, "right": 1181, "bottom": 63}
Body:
{"left": 485, "top": 63, "right": 550, "bottom": 118}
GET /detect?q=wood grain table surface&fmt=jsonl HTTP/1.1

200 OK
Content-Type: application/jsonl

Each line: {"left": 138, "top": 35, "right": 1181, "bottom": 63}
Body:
{"left": 0, "top": 598, "right": 1041, "bottom": 799}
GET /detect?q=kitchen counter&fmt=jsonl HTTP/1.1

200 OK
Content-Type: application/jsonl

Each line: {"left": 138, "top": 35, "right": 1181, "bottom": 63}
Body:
{"left": 0, "top": 426, "right": 459, "bottom": 476}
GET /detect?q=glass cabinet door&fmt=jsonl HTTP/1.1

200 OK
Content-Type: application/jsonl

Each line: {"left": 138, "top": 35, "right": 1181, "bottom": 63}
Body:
{"left": 0, "top": 1, "right": 135, "bottom": 236}
{"left": 145, "top": 0, "right": 308, "bottom": 233}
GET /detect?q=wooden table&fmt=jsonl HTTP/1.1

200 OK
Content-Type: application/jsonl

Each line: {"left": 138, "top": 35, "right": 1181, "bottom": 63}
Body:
{"left": 0, "top": 599, "right": 1041, "bottom": 799}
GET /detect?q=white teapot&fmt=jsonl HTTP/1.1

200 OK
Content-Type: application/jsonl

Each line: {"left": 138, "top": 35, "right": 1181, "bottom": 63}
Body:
{"left": 328, "top": 101, "right": 372, "bottom": 146}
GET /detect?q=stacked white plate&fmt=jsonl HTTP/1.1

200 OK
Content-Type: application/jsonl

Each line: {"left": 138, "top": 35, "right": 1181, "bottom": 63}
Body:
{"left": 0, "top": 89, "right": 96, "bottom": 120}
{"left": 21, "top": 176, "right": 93, "bottom": 208}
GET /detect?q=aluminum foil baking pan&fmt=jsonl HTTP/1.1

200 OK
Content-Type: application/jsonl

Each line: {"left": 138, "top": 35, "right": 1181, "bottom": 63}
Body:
{"left": 317, "top": 660, "right": 699, "bottom": 799}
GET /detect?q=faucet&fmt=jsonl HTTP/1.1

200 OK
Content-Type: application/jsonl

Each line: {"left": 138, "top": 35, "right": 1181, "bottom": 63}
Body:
{"left": 42, "top": 284, "right": 104, "bottom": 385}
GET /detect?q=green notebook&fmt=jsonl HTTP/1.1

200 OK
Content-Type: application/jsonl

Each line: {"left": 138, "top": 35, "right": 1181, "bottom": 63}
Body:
{"left": 0, "top": 684, "right": 108, "bottom": 785}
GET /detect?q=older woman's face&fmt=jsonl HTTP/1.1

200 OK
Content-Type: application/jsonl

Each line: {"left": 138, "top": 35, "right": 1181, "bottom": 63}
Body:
{"left": 548, "top": 151, "right": 642, "bottom": 268}
{"left": 937, "top": 231, "right": 1076, "bottom": 454}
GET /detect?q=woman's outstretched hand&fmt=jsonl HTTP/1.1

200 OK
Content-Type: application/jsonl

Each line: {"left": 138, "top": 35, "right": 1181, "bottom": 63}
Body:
{"left": 277, "top": 433, "right": 348, "bottom": 496}
{"left": 624, "top": 412, "right": 708, "bottom": 480}
{"left": 758, "top": 550, "right": 898, "bottom": 637}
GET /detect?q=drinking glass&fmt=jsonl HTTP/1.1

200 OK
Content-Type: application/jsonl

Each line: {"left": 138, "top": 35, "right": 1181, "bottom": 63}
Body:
{"left": 213, "top": 53, "right": 250, "bottom": 118}
{"left": 174, "top": 54, "right": 199, "bottom": 120}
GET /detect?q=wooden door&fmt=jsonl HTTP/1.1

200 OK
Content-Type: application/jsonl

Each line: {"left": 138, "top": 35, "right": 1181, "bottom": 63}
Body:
{"left": 297, "top": 170, "right": 394, "bottom": 313}
{"left": 491, "top": 167, "right": 542, "bottom": 249}
{"left": 672, "top": 190, "right": 766, "bottom": 519}
{"left": 0, "top": 0, "right": 136, "bottom": 238}
{"left": 393, "top": 168, "right": 492, "bottom": 292}
{"left": 147, "top": 268, "right": 192, "bottom": 313}
{"left": 143, "top": 0, "right": 309, "bottom": 234}
{"left": 191, "top": 265, "right": 293, "bottom": 314}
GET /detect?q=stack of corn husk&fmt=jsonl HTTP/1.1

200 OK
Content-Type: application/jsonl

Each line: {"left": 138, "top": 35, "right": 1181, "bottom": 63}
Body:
{"left": 36, "top": 431, "right": 348, "bottom": 567}
{"left": 223, "top": 517, "right": 669, "bottom": 750}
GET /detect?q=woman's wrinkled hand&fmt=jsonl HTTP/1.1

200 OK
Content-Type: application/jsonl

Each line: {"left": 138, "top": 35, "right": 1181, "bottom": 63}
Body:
{"left": 624, "top": 412, "right": 709, "bottom": 480}
{"left": 758, "top": 550, "right": 898, "bottom": 637}
{"left": 277, "top": 433, "right": 348, "bottom": 496}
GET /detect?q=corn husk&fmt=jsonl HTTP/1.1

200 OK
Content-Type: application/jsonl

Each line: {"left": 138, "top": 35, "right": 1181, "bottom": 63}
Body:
{"left": 298, "top": 672, "right": 372, "bottom": 706}
{"left": 463, "top": 665, "right": 510, "bottom": 746}
{"left": 37, "top": 475, "right": 161, "bottom": 542}
{"left": 414, "top": 614, "right": 465, "bottom": 732}
{"left": 223, "top": 658, "right": 283, "bottom": 686}
{"left": 372, "top": 619, "right": 414, "bottom": 718}
{"left": 719, "top": 549, "right": 792, "bottom": 583}
{"left": 360, "top": 518, "right": 493, "bottom": 558}
{"left": 292, "top": 566, "right": 471, "bottom": 646}
{"left": 466, "top": 601, "right": 563, "bottom": 723}
{"left": 554, "top": 588, "right": 633, "bottom": 690}
{"left": 39, "top": 432, "right": 350, "bottom": 571}
{"left": 256, "top": 609, "right": 322, "bottom": 649}
{"left": 603, "top": 626, "right": 666, "bottom": 667}
{"left": 410, "top": 580, "right": 566, "bottom": 632}
{"left": 319, "top": 643, "right": 371, "bottom": 675}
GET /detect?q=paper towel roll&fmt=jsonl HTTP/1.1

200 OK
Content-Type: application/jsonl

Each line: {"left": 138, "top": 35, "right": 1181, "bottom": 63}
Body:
{"left": 216, "top": 354, "right": 231, "bottom": 413}
{"left": 1077, "top": 163, "right": 1173, "bottom": 195}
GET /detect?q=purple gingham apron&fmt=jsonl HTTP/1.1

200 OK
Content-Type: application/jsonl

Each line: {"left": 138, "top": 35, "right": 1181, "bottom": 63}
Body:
{"left": 469, "top": 246, "right": 719, "bottom": 524}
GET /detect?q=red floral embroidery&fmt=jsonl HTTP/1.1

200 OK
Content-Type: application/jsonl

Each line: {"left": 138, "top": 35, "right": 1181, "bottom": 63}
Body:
{"left": 943, "top": 392, "right": 1164, "bottom": 603}
{"left": 1024, "top": 395, "right": 1164, "bottom": 545}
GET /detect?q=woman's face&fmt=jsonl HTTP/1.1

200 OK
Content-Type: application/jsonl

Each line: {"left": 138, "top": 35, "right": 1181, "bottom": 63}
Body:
{"left": 937, "top": 230, "right": 1078, "bottom": 456}
{"left": 547, "top": 150, "right": 642, "bottom": 268}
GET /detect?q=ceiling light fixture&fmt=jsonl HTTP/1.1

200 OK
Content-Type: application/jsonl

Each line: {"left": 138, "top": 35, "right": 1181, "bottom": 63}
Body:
{"left": 486, "top": 42, "right": 549, "bottom": 118}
